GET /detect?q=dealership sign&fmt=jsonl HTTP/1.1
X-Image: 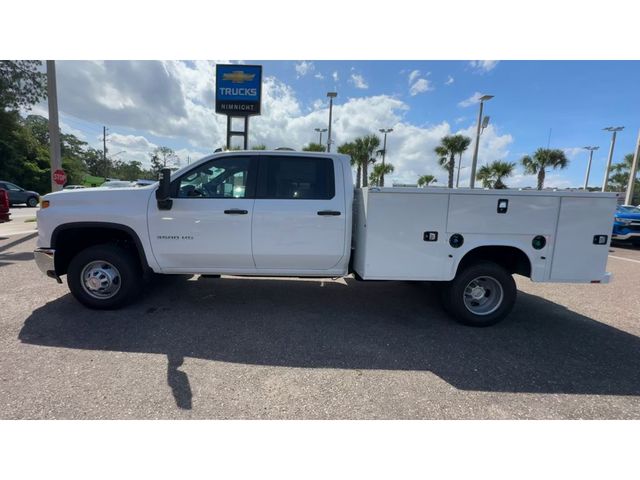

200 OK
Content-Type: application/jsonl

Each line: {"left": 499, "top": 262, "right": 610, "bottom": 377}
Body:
{"left": 215, "top": 64, "right": 262, "bottom": 116}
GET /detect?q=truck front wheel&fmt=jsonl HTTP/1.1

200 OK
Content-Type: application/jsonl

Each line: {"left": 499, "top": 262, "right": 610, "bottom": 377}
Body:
{"left": 67, "top": 244, "right": 142, "bottom": 309}
{"left": 442, "top": 262, "right": 516, "bottom": 327}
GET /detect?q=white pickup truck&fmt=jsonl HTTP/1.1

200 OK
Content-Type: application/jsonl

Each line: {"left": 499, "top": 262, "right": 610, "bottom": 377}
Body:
{"left": 35, "top": 150, "right": 617, "bottom": 326}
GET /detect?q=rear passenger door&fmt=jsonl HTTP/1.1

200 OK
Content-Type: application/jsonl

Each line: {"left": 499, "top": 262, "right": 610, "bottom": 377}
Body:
{"left": 252, "top": 155, "right": 347, "bottom": 271}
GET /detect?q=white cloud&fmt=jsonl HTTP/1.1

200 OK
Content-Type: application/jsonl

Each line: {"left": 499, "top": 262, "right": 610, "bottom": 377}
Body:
{"left": 469, "top": 60, "right": 499, "bottom": 73}
{"left": 562, "top": 147, "right": 586, "bottom": 159}
{"left": 409, "top": 78, "right": 433, "bottom": 96}
{"left": 406, "top": 70, "right": 433, "bottom": 96}
{"left": 332, "top": 71, "right": 339, "bottom": 82}
{"left": 42, "top": 61, "right": 515, "bottom": 185}
{"left": 458, "top": 92, "right": 484, "bottom": 107}
{"left": 294, "top": 61, "right": 314, "bottom": 78}
{"left": 408, "top": 69, "right": 421, "bottom": 84}
{"left": 314, "top": 72, "right": 324, "bottom": 80}
{"left": 445, "top": 75, "right": 454, "bottom": 85}
{"left": 349, "top": 73, "right": 368, "bottom": 89}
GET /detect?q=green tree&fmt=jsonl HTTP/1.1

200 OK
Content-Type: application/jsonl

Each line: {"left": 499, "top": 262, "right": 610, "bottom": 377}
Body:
{"left": 476, "top": 160, "right": 516, "bottom": 189}
{"left": 608, "top": 153, "right": 639, "bottom": 197}
{"left": 150, "top": 146, "right": 180, "bottom": 175}
{"left": 417, "top": 175, "right": 437, "bottom": 187}
{"left": 0, "top": 61, "right": 47, "bottom": 111}
{"left": 521, "top": 148, "right": 569, "bottom": 190}
{"left": 338, "top": 141, "right": 361, "bottom": 187}
{"left": 369, "top": 163, "right": 394, "bottom": 187}
{"left": 356, "top": 135, "right": 380, "bottom": 188}
{"left": 251, "top": 144, "right": 267, "bottom": 150}
{"left": 302, "top": 142, "right": 326, "bottom": 152}
{"left": 435, "top": 134, "right": 472, "bottom": 188}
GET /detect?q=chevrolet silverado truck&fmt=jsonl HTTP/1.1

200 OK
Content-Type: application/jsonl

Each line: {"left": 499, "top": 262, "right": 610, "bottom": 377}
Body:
{"left": 34, "top": 150, "right": 617, "bottom": 326}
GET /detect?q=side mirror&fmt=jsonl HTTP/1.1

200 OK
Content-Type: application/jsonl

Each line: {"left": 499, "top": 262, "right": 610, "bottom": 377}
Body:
{"left": 156, "top": 168, "right": 173, "bottom": 210}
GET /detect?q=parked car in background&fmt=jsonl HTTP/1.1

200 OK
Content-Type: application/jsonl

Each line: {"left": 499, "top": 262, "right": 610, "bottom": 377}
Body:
{"left": 0, "top": 189, "right": 10, "bottom": 222}
{"left": 0, "top": 181, "right": 40, "bottom": 207}
{"left": 134, "top": 179, "right": 156, "bottom": 187}
{"left": 63, "top": 185, "right": 86, "bottom": 190}
{"left": 99, "top": 180, "right": 135, "bottom": 189}
{"left": 612, "top": 205, "right": 640, "bottom": 246}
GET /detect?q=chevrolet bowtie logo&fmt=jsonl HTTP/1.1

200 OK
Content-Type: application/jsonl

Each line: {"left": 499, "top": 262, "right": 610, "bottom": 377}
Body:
{"left": 222, "top": 71, "right": 256, "bottom": 83}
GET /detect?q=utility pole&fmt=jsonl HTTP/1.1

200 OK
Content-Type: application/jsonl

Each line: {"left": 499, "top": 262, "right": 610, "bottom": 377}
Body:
{"left": 624, "top": 129, "right": 640, "bottom": 205}
{"left": 378, "top": 128, "right": 393, "bottom": 187}
{"left": 314, "top": 128, "right": 327, "bottom": 146}
{"left": 46, "top": 60, "right": 62, "bottom": 192}
{"left": 602, "top": 126, "right": 624, "bottom": 192}
{"left": 103, "top": 126, "right": 109, "bottom": 178}
{"left": 469, "top": 95, "right": 494, "bottom": 188}
{"left": 583, "top": 146, "right": 599, "bottom": 190}
{"left": 326, "top": 92, "right": 337, "bottom": 152}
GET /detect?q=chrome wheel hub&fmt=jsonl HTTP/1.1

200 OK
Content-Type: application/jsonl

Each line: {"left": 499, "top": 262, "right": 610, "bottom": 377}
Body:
{"left": 81, "top": 260, "right": 121, "bottom": 299}
{"left": 463, "top": 276, "right": 504, "bottom": 316}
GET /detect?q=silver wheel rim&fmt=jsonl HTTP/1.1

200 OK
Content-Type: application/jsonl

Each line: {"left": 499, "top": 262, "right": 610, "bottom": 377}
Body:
{"left": 463, "top": 275, "right": 504, "bottom": 316}
{"left": 80, "top": 260, "right": 122, "bottom": 299}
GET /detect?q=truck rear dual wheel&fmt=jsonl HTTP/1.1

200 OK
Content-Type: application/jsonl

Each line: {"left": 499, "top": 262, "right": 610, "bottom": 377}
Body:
{"left": 441, "top": 262, "right": 517, "bottom": 327}
{"left": 67, "top": 244, "right": 142, "bottom": 309}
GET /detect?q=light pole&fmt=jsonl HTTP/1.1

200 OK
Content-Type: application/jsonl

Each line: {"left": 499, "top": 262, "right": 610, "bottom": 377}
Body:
{"left": 469, "top": 94, "right": 494, "bottom": 188}
{"left": 314, "top": 128, "right": 327, "bottom": 146}
{"left": 625, "top": 129, "right": 640, "bottom": 205}
{"left": 378, "top": 128, "right": 393, "bottom": 187}
{"left": 583, "top": 146, "right": 599, "bottom": 190}
{"left": 326, "top": 92, "right": 337, "bottom": 152}
{"left": 46, "top": 60, "right": 62, "bottom": 192}
{"left": 602, "top": 126, "right": 624, "bottom": 192}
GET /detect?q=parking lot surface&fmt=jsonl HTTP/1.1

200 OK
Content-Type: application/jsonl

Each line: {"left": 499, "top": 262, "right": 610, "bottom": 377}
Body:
{"left": 1, "top": 232, "right": 639, "bottom": 419}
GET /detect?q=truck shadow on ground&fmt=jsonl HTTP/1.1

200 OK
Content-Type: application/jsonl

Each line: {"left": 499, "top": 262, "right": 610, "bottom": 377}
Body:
{"left": 19, "top": 275, "right": 640, "bottom": 410}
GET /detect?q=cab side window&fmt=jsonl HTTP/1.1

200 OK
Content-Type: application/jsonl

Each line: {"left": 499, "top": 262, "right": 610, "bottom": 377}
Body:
{"left": 261, "top": 156, "right": 334, "bottom": 199}
{"left": 177, "top": 157, "right": 252, "bottom": 198}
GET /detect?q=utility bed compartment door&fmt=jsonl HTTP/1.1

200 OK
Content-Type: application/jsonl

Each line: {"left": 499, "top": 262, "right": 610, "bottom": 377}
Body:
{"left": 447, "top": 194, "right": 559, "bottom": 235}
{"left": 550, "top": 197, "right": 614, "bottom": 281}
{"left": 358, "top": 192, "right": 450, "bottom": 279}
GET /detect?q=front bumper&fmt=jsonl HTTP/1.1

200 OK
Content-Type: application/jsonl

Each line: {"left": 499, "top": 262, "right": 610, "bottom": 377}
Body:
{"left": 34, "top": 248, "right": 61, "bottom": 283}
{"left": 612, "top": 232, "right": 640, "bottom": 240}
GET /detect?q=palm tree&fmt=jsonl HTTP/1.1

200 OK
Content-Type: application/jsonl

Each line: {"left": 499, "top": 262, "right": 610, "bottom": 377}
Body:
{"left": 608, "top": 153, "right": 638, "bottom": 192}
{"left": 358, "top": 134, "right": 381, "bottom": 187}
{"left": 302, "top": 142, "right": 326, "bottom": 152}
{"left": 369, "top": 163, "right": 394, "bottom": 186}
{"left": 338, "top": 141, "right": 360, "bottom": 187}
{"left": 434, "top": 135, "right": 472, "bottom": 188}
{"left": 521, "top": 148, "right": 569, "bottom": 190}
{"left": 476, "top": 161, "right": 516, "bottom": 189}
{"left": 417, "top": 175, "right": 437, "bottom": 187}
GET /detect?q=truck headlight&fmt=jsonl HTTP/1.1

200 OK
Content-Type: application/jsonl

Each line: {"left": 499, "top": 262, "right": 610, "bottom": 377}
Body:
{"left": 614, "top": 217, "right": 631, "bottom": 225}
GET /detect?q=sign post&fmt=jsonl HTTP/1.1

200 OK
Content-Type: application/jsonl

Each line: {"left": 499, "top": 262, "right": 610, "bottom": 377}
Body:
{"left": 216, "top": 64, "right": 262, "bottom": 150}
{"left": 46, "top": 60, "right": 63, "bottom": 192}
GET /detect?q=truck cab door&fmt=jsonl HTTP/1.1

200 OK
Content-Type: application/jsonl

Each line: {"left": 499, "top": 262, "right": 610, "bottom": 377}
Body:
{"left": 251, "top": 155, "right": 347, "bottom": 271}
{"left": 147, "top": 155, "right": 257, "bottom": 272}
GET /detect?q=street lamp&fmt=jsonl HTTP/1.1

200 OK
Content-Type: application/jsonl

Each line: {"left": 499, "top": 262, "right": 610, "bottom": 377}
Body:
{"left": 314, "top": 127, "right": 327, "bottom": 146}
{"left": 583, "top": 146, "right": 599, "bottom": 190}
{"left": 602, "top": 126, "right": 624, "bottom": 192}
{"left": 326, "top": 92, "right": 337, "bottom": 152}
{"left": 378, "top": 128, "right": 393, "bottom": 187}
{"left": 469, "top": 94, "right": 494, "bottom": 188}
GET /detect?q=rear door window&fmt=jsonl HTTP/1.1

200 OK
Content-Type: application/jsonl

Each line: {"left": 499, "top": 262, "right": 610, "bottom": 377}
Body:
{"left": 259, "top": 156, "right": 335, "bottom": 199}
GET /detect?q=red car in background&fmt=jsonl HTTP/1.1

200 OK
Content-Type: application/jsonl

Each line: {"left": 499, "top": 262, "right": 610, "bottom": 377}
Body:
{"left": 0, "top": 188, "right": 11, "bottom": 223}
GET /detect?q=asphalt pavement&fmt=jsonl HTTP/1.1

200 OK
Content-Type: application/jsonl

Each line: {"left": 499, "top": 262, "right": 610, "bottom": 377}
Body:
{"left": 1, "top": 233, "right": 639, "bottom": 419}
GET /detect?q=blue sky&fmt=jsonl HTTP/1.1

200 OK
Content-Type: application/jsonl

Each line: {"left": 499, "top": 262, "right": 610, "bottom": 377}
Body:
{"left": 34, "top": 60, "right": 640, "bottom": 188}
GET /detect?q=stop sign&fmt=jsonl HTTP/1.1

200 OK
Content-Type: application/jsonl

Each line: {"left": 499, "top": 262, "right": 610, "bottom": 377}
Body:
{"left": 53, "top": 169, "right": 67, "bottom": 186}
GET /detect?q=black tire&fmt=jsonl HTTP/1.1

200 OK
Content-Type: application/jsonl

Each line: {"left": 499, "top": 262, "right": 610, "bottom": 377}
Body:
{"left": 26, "top": 196, "right": 38, "bottom": 207}
{"left": 442, "top": 261, "right": 516, "bottom": 327}
{"left": 67, "top": 244, "right": 142, "bottom": 309}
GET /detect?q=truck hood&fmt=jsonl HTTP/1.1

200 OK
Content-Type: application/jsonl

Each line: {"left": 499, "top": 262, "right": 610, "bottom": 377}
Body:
{"left": 43, "top": 186, "right": 155, "bottom": 205}
{"left": 614, "top": 211, "right": 640, "bottom": 220}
